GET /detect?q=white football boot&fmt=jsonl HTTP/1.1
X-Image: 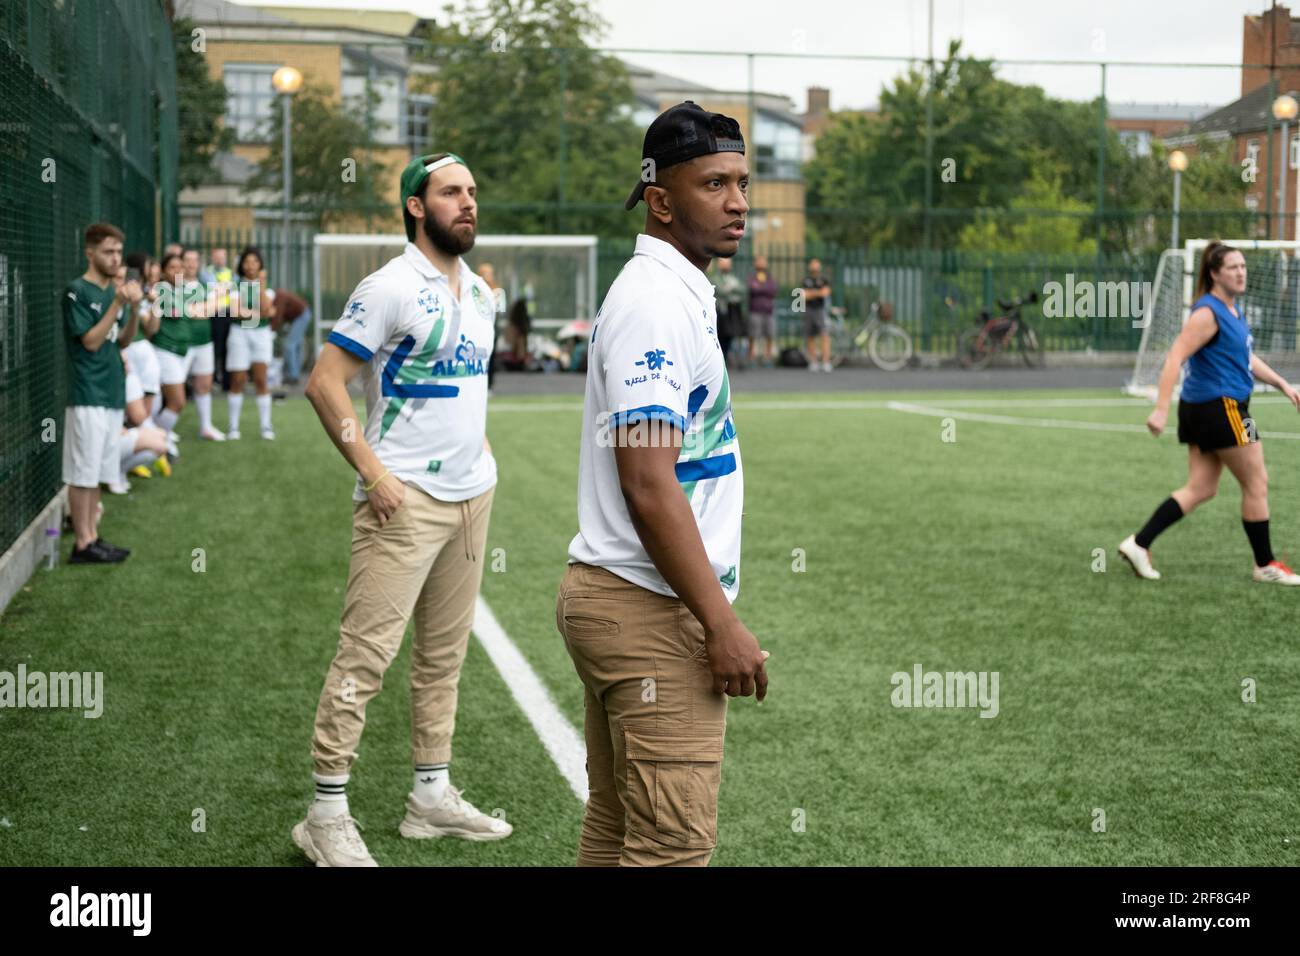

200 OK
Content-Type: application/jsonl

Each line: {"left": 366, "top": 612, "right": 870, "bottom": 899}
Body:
{"left": 1118, "top": 534, "right": 1161, "bottom": 580}
{"left": 1253, "top": 560, "right": 1300, "bottom": 585}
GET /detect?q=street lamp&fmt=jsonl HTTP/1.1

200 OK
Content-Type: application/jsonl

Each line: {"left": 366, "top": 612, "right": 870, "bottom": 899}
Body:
{"left": 272, "top": 66, "right": 303, "bottom": 287}
{"left": 1168, "top": 150, "right": 1187, "bottom": 250}
{"left": 1272, "top": 93, "right": 1298, "bottom": 239}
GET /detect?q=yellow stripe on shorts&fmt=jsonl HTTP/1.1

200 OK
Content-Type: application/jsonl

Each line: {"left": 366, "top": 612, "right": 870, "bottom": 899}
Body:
{"left": 1223, "top": 397, "right": 1246, "bottom": 445}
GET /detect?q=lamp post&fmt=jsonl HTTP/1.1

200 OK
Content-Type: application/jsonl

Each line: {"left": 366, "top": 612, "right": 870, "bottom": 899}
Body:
{"left": 1168, "top": 150, "right": 1187, "bottom": 250}
{"left": 1272, "top": 94, "right": 1298, "bottom": 239}
{"left": 272, "top": 66, "right": 303, "bottom": 287}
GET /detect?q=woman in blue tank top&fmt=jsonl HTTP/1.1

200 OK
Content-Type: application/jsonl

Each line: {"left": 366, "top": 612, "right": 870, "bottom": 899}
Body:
{"left": 1119, "top": 240, "right": 1300, "bottom": 584}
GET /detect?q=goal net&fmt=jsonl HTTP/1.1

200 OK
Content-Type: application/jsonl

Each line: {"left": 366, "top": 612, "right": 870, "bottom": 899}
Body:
{"left": 312, "top": 234, "right": 598, "bottom": 357}
{"left": 1126, "top": 238, "right": 1300, "bottom": 398}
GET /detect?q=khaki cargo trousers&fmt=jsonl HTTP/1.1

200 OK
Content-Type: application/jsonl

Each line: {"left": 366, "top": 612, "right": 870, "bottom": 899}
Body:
{"left": 556, "top": 561, "right": 729, "bottom": 867}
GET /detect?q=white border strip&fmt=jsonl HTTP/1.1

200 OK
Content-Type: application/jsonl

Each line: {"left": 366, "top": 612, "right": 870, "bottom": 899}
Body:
{"left": 886, "top": 401, "right": 1300, "bottom": 440}
{"left": 473, "top": 597, "right": 588, "bottom": 802}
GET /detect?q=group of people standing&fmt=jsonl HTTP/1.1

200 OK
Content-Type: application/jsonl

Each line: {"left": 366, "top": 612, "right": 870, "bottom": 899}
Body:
{"left": 709, "top": 255, "right": 835, "bottom": 371}
{"left": 61, "top": 224, "right": 312, "bottom": 563}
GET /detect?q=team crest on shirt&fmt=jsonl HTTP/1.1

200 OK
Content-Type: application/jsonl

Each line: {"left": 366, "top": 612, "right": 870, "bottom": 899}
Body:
{"left": 346, "top": 300, "right": 367, "bottom": 327}
{"left": 417, "top": 288, "right": 444, "bottom": 320}
{"left": 471, "top": 284, "right": 493, "bottom": 320}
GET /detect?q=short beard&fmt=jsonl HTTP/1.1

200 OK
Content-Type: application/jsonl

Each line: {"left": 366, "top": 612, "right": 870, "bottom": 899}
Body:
{"left": 423, "top": 213, "right": 475, "bottom": 256}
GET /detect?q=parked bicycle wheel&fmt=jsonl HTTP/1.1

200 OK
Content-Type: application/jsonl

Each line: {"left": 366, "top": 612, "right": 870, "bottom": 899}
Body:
{"left": 868, "top": 323, "right": 912, "bottom": 371}
{"left": 958, "top": 326, "right": 995, "bottom": 370}
{"left": 1019, "top": 325, "right": 1044, "bottom": 367}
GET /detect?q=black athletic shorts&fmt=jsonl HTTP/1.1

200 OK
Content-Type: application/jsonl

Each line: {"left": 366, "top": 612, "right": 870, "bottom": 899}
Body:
{"left": 1177, "top": 395, "right": 1256, "bottom": 450}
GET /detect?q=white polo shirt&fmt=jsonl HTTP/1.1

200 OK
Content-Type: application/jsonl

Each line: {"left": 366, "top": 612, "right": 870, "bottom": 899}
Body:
{"left": 329, "top": 241, "right": 497, "bottom": 503}
{"left": 568, "top": 233, "right": 744, "bottom": 602}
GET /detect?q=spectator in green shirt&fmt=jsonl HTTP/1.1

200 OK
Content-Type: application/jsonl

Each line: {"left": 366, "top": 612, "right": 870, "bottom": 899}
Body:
{"left": 62, "top": 222, "right": 143, "bottom": 564}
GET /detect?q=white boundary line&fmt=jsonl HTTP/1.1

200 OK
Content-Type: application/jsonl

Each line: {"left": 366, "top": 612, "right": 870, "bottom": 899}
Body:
{"left": 488, "top": 396, "right": 1296, "bottom": 413}
{"left": 472, "top": 597, "right": 588, "bottom": 802}
{"left": 886, "top": 401, "right": 1300, "bottom": 440}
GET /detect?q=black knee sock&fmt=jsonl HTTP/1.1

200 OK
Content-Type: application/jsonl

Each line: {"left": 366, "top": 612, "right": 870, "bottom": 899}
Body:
{"left": 1135, "top": 497, "right": 1185, "bottom": 549}
{"left": 1242, "top": 519, "right": 1274, "bottom": 567}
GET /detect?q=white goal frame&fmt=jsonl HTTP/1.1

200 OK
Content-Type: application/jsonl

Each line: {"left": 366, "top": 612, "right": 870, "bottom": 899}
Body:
{"left": 1125, "top": 237, "right": 1300, "bottom": 398}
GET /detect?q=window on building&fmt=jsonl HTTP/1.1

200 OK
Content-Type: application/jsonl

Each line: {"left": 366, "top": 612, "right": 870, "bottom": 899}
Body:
{"left": 223, "top": 64, "right": 279, "bottom": 142}
{"left": 1117, "top": 129, "right": 1151, "bottom": 157}
{"left": 405, "top": 94, "right": 433, "bottom": 154}
{"left": 342, "top": 50, "right": 404, "bottom": 145}
{"left": 754, "top": 111, "right": 802, "bottom": 180}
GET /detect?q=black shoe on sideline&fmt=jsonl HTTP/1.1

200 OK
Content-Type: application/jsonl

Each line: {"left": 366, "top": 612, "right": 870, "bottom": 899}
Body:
{"left": 69, "top": 540, "right": 127, "bottom": 564}
{"left": 94, "top": 538, "right": 131, "bottom": 559}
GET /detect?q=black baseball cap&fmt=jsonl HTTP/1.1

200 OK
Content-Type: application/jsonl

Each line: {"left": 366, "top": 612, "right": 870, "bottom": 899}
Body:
{"left": 625, "top": 101, "right": 746, "bottom": 211}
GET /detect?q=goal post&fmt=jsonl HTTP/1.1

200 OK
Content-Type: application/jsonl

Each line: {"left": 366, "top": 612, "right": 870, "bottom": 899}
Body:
{"left": 1125, "top": 238, "right": 1300, "bottom": 399}
{"left": 312, "top": 234, "right": 599, "bottom": 359}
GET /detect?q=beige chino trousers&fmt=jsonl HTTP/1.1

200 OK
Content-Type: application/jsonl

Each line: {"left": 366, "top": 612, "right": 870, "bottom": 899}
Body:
{"left": 312, "top": 483, "right": 494, "bottom": 776}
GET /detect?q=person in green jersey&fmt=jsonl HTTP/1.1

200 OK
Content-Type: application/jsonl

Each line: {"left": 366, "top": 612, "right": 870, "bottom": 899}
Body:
{"left": 225, "top": 246, "right": 278, "bottom": 440}
{"left": 62, "top": 222, "right": 144, "bottom": 564}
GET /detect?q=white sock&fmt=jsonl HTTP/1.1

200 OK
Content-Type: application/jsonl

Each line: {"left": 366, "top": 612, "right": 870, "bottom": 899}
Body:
{"left": 149, "top": 392, "right": 162, "bottom": 419}
{"left": 228, "top": 392, "right": 244, "bottom": 432}
{"left": 195, "top": 392, "right": 213, "bottom": 432}
{"left": 155, "top": 406, "right": 178, "bottom": 435}
{"left": 312, "top": 772, "right": 349, "bottom": 819}
{"left": 256, "top": 393, "right": 272, "bottom": 432}
{"left": 413, "top": 763, "right": 449, "bottom": 805}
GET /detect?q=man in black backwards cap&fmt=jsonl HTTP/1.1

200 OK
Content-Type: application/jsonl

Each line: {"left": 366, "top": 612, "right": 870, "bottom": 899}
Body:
{"left": 557, "top": 102, "right": 770, "bottom": 866}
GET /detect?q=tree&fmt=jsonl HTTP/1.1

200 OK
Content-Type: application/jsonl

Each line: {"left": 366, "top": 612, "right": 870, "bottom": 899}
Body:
{"left": 416, "top": 0, "right": 641, "bottom": 239}
{"left": 956, "top": 161, "right": 1097, "bottom": 257}
{"left": 173, "top": 17, "right": 234, "bottom": 190}
{"left": 805, "top": 40, "right": 1248, "bottom": 255}
{"left": 246, "top": 83, "right": 390, "bottom": 230}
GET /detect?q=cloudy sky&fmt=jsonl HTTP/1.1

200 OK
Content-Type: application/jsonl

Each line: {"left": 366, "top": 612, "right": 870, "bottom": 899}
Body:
{"left": 238, "top": 0, "right": 1284, "bottom": 112}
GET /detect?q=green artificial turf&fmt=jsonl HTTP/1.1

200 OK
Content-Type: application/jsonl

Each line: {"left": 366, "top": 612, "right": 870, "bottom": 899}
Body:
{"left": 1, "top": 389, "right": 1297, "bottom": 865}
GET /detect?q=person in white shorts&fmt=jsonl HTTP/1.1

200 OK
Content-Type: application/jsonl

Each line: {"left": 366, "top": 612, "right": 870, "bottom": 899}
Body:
{"left": 63, "top": 222, "right": 143, "bottom": 564}
{"left": 153, "top": 250, "right": 224, "bottom": 442}
{"left": 123, "top": 251, "right": 162, "bottom": 423}
{"left": 225, "top": 246, "right": 277, "bottom": 440}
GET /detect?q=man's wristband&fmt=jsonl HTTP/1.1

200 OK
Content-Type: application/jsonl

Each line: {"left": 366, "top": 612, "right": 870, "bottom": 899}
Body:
{"left": 363, "top": 470, "right": 390, "bottom": 493}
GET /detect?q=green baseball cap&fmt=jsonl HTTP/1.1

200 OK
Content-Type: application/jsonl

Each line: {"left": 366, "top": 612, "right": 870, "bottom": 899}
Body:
{"left": 400, "top": 152, "right": 467, "bottom": 205}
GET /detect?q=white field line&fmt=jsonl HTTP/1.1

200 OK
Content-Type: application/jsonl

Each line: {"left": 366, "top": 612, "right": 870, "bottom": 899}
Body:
{"left": 886, "top": 401, "right": 1300, "bottom": 440}
{"left": 489, "top": 396, "right": 1296, "bottom": 413}
{"left": 472, "top": 597, "right": 588, "bottom": 802}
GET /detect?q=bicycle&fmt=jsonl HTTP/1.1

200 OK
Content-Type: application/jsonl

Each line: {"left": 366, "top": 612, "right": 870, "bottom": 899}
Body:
{"left": 957, "top": 291, "right": 1043, "bottom": 369}
{"left": 827, "top": 299, "right": 914, "bottom": 371}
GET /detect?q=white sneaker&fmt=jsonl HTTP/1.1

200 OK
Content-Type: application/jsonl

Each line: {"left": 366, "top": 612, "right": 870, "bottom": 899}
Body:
{"left": 260, "top": 429, "right": 276, "bottom": 441}
{"left": 807, "top": 361, "right": 819, "bottom": 372}
{"left": 823, "top": 360, "right": 834, "bottom": 372}
{"left": 227, "top": 430, "right": 241, "bottom": 441}
{"left": 1118, "top": 534, "right": 1160, "bottom": 580}
{"left": 398, "top": 787, "right": 513, "bottom": 842}
{"left": 168, "top": 431, "right": 181, "bottom": 443}
{"left": 199, "top": 426, "right": 226, "bottom": 442}
{"left": 1253, "top": 560, "right": 1300, "bottom": 585}
{"left": 106, "top": 478, "right": 131, "bottom": 495}
{"left": 291, "top": 806, "right": 378, "bottom": 867}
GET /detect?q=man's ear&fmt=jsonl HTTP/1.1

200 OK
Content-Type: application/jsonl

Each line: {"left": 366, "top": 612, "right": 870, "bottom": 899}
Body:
{"left": 644, "top": 184, "right": 673, "bottom": 225}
